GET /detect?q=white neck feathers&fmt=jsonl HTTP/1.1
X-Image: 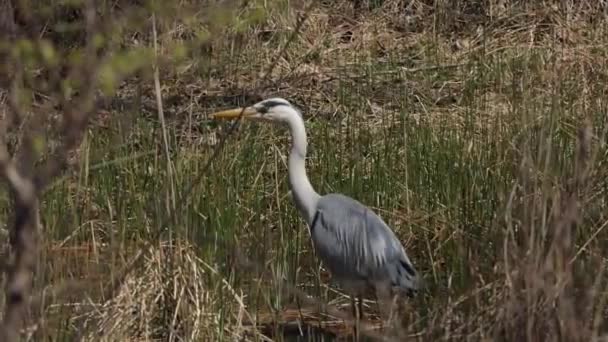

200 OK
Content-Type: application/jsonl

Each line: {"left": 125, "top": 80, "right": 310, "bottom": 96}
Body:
{"left": 286, "top": 114, "right": 320, "bottom": 225}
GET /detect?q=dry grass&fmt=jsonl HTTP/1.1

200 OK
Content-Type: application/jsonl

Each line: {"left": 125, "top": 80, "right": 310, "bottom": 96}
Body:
{"left": 71, "top": 241, "right": 246, "bottom": 341}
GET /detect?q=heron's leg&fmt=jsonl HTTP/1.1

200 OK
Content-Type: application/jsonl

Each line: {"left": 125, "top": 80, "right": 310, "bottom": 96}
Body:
{"left": 376, "top": 284, "right": 394, "bottom": 325}
{"left": 295, "top": 295, "right": 305, "bottom": 326}
{"left": 350, "top": 295, "right": 360, "bottom": 341}
{"left": 357, "top": 296, "right": 364, "bottom": 319}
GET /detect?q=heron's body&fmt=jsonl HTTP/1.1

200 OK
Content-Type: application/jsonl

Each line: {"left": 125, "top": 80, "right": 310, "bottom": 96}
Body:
{"left": 311, "top": 193, "right": 418, "bottom": 297}
{"left": 211, "top": 98, "right": 420, "bottom": 325}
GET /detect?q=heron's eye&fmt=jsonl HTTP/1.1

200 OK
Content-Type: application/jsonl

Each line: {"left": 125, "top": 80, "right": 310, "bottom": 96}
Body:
{"left": 258, "top": 106, "right": 269, "bottom": 114}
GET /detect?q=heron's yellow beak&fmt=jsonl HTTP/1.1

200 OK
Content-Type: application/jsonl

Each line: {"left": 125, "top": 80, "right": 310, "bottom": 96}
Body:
{"left": 209, "top": 107, "right": 258, "bottom": 120}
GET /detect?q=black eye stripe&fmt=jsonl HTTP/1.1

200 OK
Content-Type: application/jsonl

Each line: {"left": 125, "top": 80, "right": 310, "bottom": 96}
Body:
{"left": 262, "top": 100, "right": 289, "bottom": 110}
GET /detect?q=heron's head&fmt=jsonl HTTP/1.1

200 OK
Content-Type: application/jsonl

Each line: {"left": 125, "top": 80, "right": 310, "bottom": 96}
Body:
{"left": 210, "top": 97, "right": 301, "bottom": 124}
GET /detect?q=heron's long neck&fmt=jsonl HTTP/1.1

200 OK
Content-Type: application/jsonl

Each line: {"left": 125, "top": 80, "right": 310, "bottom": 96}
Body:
{"left": 287, "top": 116, "right": 320, "bottom": 225}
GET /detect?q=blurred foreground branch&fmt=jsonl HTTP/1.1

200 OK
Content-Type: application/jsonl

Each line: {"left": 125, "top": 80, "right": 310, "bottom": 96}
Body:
{"left": 0, "top": 116, "right": 39, "bottom": 342}
{"left": 0, "top": 0, "right": 100, "bottom": 339}
{"left": 0, "top": 0, "right": 146, "bottom": 338}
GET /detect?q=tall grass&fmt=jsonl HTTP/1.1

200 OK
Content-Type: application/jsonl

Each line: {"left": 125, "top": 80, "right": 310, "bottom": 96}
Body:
{"left": 2, "top": 1, "right": 607, "bottom": 340}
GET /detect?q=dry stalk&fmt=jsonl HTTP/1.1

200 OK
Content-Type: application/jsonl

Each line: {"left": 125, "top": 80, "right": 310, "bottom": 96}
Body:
{"left": 152, "top": 13, "right": 177, "bottom": 213}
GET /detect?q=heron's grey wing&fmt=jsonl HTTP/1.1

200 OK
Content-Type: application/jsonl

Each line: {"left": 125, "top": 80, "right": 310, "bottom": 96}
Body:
{"left": 310, "top": 194, "right": 419, "bottom": 293}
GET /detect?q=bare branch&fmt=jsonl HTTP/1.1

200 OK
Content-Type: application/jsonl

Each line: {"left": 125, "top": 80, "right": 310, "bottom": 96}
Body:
{"left": 0, "top": 1, "right": 101, "bottom": 339}
{"left": 0, "top": 1, "right": 40, "bottom": 338}
{"left": 0, "top": 103, "right": 39, "bottom": 342}
{"left": 0, "top": 188, "right": 39, "bottom": 342}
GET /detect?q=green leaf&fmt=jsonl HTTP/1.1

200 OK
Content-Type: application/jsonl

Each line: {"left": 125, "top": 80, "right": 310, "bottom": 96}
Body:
{"left": 39, "top": 39, "right": 58, "bottom": 67}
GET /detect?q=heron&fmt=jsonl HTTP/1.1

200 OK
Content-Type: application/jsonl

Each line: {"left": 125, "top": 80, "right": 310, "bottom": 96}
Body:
{"left": 210, "top": 98, "right": 420, "bottom": 329}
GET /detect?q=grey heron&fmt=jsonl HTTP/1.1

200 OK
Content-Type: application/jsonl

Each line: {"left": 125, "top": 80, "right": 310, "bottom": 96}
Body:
{"left": 210, "top": 98, "right": 420, "bottom": 326}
